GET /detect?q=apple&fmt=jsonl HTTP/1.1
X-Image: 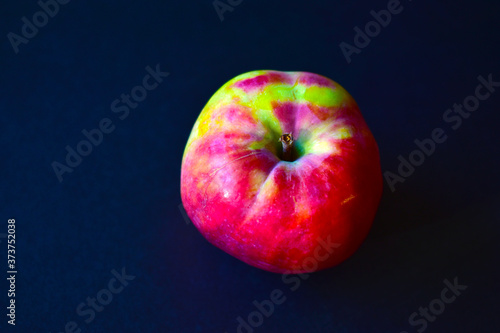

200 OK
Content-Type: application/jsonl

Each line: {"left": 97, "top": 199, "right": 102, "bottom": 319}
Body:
{"left": 181, "top": 70, "right": 382, "bottom": 273}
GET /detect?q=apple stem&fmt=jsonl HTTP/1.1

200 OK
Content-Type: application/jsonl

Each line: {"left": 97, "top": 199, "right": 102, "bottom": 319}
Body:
{"left": 279, "top": 133, "right": 294, "bottom": 161}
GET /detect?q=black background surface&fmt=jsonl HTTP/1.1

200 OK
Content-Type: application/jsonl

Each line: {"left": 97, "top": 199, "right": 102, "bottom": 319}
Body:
{"left": 1, "top": 0, "right": 499, "bottom": 332}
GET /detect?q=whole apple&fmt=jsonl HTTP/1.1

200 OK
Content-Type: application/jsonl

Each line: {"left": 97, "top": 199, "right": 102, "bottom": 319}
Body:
{"left": 181, "top": 70, "right": 382, "bottom": 274}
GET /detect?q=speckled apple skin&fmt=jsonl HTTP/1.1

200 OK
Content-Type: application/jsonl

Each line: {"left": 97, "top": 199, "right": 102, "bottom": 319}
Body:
{"left": 181, "top": 70, "right": 382, "bottom": 273}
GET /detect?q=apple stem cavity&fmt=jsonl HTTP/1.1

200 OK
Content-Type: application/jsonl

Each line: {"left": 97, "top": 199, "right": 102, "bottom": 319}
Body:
{"left": 279, "top": 133, "right": 294, "bottom": 162}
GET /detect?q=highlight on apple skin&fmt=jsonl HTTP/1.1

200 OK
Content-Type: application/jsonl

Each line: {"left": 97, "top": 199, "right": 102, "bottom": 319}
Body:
{"left": 180, "top": 70, "right": 382, "bottom": 274}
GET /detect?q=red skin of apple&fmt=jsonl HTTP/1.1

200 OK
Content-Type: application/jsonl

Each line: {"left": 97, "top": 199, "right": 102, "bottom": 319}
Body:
{"left": 181, "top": 70, "right": 382, "bottom": 274}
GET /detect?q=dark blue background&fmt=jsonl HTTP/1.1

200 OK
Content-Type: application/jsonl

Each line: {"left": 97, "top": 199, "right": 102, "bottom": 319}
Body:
{"left": 1, "top": 0, "right": 499, "bottom": 332}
